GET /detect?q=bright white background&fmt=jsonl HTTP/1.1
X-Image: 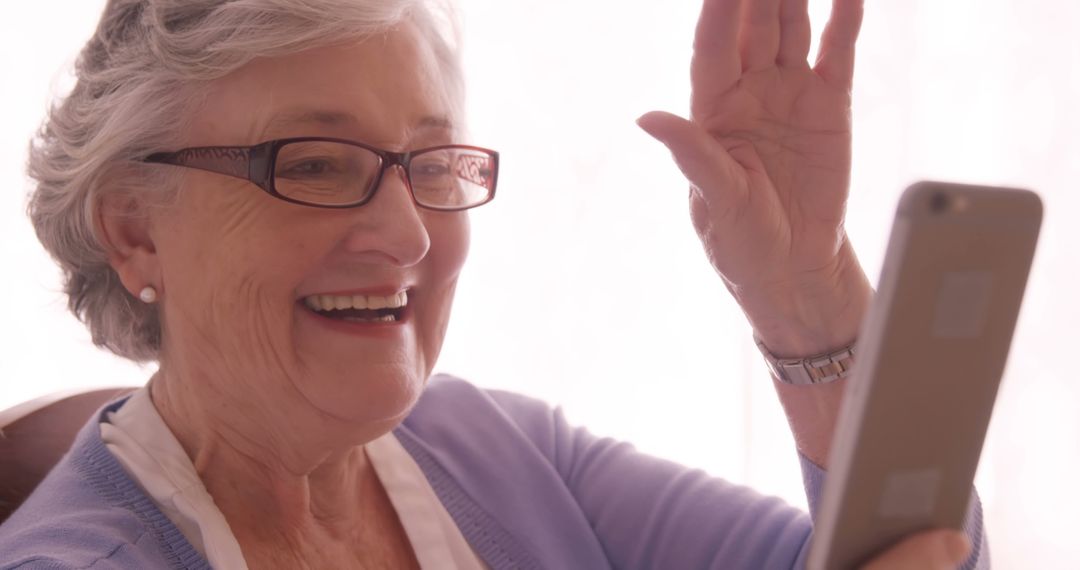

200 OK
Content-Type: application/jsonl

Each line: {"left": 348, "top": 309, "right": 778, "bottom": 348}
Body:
{"left": 2, "top": 1, "right": 1077, "bottom": 567}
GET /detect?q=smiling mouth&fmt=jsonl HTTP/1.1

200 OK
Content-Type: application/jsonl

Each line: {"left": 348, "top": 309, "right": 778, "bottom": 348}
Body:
{"left": 301, "top": 291, "right": 408, "bottom": 323}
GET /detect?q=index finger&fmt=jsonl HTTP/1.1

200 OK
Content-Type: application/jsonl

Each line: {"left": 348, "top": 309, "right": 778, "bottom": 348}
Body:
{"left": 691, "top": 0, "right": 743, "bottom": 119}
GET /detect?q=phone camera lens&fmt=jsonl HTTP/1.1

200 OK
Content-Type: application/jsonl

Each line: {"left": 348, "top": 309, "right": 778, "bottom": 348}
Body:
{"left": 930, "top": 192, "right": 950, "bottom": 213}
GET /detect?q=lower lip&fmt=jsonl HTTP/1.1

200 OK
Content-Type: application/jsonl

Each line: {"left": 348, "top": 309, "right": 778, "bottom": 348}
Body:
{"left": 297, "top": 302, "right": 410, "bottom": 337}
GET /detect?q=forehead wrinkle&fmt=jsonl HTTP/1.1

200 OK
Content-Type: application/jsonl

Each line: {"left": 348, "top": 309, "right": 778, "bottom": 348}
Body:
{"left": 259, "top": 108, "right": 457, "bottom": 146}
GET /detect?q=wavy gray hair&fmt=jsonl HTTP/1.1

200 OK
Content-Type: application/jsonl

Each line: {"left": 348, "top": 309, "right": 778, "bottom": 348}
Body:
{"left": 27, "top": 0, "right": 463, "bottom": 362}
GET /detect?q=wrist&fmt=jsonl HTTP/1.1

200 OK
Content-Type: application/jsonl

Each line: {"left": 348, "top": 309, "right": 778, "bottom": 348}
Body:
{"left": 732, "top": 242, "right": 872, "bottom": 357}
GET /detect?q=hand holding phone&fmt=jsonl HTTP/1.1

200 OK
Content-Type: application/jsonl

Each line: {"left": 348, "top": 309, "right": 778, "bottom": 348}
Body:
{"left": 808, "top": 181, "right": 1042, "bottom": 570}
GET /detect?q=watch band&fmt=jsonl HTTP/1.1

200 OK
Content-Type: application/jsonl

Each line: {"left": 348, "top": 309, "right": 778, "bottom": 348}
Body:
{"left": 754, "top": 336, "right": 856, "bottom": 385}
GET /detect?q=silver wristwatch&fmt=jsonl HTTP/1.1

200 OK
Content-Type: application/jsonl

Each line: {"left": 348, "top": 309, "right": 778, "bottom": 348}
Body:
{"left": 754, "top": 336, "right": 856, "bottom": 385}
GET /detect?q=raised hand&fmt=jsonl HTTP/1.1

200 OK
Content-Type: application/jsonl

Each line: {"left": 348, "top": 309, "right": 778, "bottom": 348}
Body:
{"left": 638, "top": 0, "right": 872, "bottom": 357}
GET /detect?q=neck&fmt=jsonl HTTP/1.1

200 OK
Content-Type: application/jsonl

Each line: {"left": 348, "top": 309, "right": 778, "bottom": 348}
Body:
{"left": 147, "top": 368, "right": 392, "bottom": 535}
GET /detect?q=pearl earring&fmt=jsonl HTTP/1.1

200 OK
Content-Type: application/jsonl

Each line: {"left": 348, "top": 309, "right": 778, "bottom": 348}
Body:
{"left": 138, "top": 286, "right": 158, "bottom": 304}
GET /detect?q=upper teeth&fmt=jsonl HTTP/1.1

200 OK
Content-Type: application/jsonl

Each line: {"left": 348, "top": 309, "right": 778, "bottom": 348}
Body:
{"left": 303, "top": 291, "right": 408, "bottom": 312}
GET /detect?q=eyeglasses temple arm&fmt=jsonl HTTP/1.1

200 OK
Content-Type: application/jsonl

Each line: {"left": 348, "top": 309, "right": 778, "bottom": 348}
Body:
{"left": 143, "top": 145, "right": 269, "bottom": 189}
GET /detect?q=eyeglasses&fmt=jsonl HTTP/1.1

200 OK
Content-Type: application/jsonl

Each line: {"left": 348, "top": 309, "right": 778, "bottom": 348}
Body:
{"left": 142, "top": 137, "right": 499, "bottom": 211}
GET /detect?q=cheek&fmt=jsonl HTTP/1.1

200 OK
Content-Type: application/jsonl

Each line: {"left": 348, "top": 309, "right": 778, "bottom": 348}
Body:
{"left": 427, "top": 212, "right": 470, "bottom": 290}
{"left": 165, "top": 199, "right": 284, "bottom": 297}
{"left": 416, "top": 213, "right": 470, "bottom": 353}
{"left": 155, "top": 190, "right": 310, "bottom": 362}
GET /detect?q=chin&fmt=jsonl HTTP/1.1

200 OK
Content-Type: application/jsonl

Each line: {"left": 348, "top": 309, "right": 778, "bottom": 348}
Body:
{"left": 300, "top": 365, "right": 427, "bottom": 427}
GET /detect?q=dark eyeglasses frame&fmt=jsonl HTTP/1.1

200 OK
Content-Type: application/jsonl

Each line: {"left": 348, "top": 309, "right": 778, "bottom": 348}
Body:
{"left": 142, "top": 137, "right": 500, "bottom": 212}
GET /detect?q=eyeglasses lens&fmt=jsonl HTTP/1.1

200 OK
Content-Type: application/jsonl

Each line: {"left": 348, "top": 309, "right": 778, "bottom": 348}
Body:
{"left": 409, "top": 148, "right": 495, "bottom": 210}
{"left": 274, "top": 142, "right": 494, "bottom": 209}
{"left": 274, "top": 141, "right": 380, "bottom": 206}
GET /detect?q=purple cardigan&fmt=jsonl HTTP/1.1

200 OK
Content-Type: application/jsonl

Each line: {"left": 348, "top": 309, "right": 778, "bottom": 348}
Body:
{"left": 0, "top": 375, "right": 987, "bottom": 569}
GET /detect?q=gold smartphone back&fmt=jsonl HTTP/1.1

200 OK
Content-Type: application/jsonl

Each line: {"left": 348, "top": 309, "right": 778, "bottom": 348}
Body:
{"left": 808, "top": 181, "right": 1043, "bottom": 570}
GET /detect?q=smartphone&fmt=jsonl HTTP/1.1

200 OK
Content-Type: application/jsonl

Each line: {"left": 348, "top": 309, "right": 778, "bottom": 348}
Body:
{"left": 806, "top": 181, "right": 1043, "bottom": 570}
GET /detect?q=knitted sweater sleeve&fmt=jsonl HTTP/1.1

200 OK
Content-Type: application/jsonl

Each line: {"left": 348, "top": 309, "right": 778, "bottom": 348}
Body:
{"left": 485, "top": 387, "right": 988, "bottom": 570}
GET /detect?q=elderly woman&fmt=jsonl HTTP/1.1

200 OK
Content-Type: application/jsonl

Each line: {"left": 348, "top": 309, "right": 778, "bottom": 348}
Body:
{"left": 0, "top": 0, "right": 985, "bottom": 568}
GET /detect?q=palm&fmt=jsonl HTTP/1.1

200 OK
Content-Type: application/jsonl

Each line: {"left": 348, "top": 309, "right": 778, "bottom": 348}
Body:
{"left": 694, "top": 66, "right": 852, "bottom": 286}
{"left": 643, "top": 0, "right": 864, "bottom": 293}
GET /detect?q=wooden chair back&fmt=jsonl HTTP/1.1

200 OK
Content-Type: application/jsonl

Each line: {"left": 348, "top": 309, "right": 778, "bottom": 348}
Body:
{"left": 0, "top": 387, "right": 135, "bottom": 524}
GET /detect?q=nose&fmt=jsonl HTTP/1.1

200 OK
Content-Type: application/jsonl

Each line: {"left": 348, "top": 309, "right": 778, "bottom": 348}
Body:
{"left": 339, "top": 165, "right": 431, "bottom": 267}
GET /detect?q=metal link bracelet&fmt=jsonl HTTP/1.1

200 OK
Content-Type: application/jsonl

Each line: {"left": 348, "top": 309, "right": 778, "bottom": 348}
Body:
{"left": 754, "top": 336, "right": 857, "bottom": 385}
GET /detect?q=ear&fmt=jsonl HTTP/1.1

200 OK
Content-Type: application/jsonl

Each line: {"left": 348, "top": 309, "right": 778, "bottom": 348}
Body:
{"left": 96, "top": 190, "right": 161, "bottom": 298}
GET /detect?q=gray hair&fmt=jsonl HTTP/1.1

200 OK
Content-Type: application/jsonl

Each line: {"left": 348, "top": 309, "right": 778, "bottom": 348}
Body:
{"left": 27, "top": 0, "right": 464, "bottom": 362}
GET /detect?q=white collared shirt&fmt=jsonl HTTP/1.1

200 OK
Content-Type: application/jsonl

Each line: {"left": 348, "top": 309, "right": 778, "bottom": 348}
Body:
{"left": 100, "top": 387, "right": 487, "bottom": 570}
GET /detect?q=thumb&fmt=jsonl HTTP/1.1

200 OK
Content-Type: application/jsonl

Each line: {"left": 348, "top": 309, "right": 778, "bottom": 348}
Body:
{"left": 635, "top": 110, "right": 745, "bottom": 196}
